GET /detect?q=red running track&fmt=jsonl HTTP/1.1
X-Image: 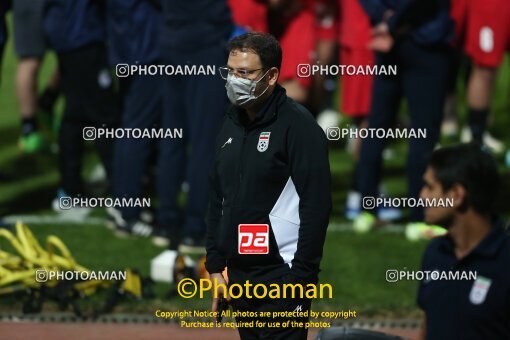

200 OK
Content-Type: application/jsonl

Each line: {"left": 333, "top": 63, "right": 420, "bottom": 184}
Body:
{"left": 0, "top": 323, "right": 420, "bottom": 340}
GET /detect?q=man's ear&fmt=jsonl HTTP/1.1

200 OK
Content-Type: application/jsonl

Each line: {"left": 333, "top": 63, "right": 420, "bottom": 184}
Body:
{"left": 450, "top": 183, "right": 468, "bottom": 209}
{"left": 268, "top": 67, "right": 279, "bottom": 85}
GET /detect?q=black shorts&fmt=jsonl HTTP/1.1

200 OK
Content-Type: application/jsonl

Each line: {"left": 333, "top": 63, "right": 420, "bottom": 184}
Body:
{"left": 13, "top": 0, "right": 46, "bottom": 58}
{"left": 58, "top": 43, "right": 117, "bottom": 126}
{"left": 229, "top": 274, "right": 312, "bottom": 340}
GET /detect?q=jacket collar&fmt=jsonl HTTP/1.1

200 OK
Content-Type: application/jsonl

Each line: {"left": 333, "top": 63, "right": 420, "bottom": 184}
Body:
{"left": 226, "top": 84, "right": 287, "bottom": 130}
{"left": 438, "top": 216, "right": 508, "bottom": 259}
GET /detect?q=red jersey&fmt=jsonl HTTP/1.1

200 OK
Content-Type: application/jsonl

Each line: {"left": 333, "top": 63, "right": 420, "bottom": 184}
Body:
{"left": 228, "top": 0, "right": 268, "bottom": 33}
{"left": 338, "top": 0, "right": 372, "bottom": 49}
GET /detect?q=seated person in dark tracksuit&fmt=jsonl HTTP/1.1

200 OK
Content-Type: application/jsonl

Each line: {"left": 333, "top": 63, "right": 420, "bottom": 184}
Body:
{"left": 417, "top": 144, "right": 510, "bottom": 340}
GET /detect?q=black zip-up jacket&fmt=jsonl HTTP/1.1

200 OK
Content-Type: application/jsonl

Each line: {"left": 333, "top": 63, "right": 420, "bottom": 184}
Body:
{"left": 205, "top": 85, "right": 332, "bottom": 284}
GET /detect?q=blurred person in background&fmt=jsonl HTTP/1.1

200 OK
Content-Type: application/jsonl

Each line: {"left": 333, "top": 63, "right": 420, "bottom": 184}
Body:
{"left": 338, "top": 0, "right": 401, "bottom": 222}
{"left": 417, "top": 144, "right": 510, "bottom": 339}
{"left": 441, "top": 0, "right": 504, "bottom": 154}
{"left": 338, "top": 0, "right": 378, "bottom": 135}
{"left": 158, "top": 0, "right": 233, "bottom": 251}
{"left": 439, "top": 0, "right": 466, "bottom": 140}
{"left": 463, "top": 0, "right": 509, "bottom": 152}
{"left": 353, "top": 0, "right": 454, "bottom": 236}
{"left": 43, "top": 0, "right": 117, "bottom": 208}
{"left": 312, "top": 0, "right": 339, "bottom": 122}
{"left": 268, "top": 0, "right": 316, "bottom": 104}
{"left": 12, "top": 0, "right": 60, "bottom": 153}
{"left": 105, "top": 0, "right": 162, "bottom": 240}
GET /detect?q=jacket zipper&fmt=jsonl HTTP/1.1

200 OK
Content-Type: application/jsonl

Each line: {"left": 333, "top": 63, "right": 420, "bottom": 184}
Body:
{"left": 235, "top": 129, "right": 248, "bottom": 200}
{"left": 239, "top": 130, "right": 247, "bottom": 183}
{"left": 231, "top": 129, "right": 248, "bottom": 259}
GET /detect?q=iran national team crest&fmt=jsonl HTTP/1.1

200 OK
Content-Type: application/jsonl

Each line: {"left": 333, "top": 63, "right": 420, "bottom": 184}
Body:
{"left": 257, "top": 132, "right": 271, "bottom": 152}
{"left": 469, "top": 276, "right": 492, "bottom": 305}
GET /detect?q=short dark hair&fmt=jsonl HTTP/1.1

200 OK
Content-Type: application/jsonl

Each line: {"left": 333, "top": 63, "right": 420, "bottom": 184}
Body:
{"left": 228, "top": 32, "right": 282, "bottom": 70}
{"left": 428, "top": 143, "right": 500, "bottom": 214}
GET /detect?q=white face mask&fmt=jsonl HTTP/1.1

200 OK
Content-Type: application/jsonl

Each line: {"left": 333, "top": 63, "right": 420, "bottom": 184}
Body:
{"left": 225, "top": 69, "right": 270, "bottom": 108}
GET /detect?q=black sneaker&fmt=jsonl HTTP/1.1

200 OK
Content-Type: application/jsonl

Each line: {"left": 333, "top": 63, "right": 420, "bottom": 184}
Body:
{"left": 178, "top": 236, "right": 205, "bottom": 254}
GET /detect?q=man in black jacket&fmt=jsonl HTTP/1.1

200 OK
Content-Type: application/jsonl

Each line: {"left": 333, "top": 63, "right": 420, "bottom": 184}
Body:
{"left": 205, "top": 32, "right": 332, "bottom": 340}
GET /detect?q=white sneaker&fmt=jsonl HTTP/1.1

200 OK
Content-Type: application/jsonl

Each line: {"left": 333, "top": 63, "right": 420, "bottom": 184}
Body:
{"left": 52, "top": 189, "right": 91, "bottom": 220}
{"left": 460, "top": 127, "right": 504, "bottom": 154}
{"left": 405, "top": 223, "right": 447, "bottom": 242}
{"left": 317, "top": 109, "right": 341, "bottom": 132}
{"left": 88, "top": 164, "right": 107, "bottom": 184}
{"left": 483, "top": 131, "right": 505, "bottom": 154}
{"left": 441, "top": 120, "right": 459, "bottom": 137}
{"left": 52, "top": 198, "right": 91, "bottom": 221}
{"left": 106, "top": 207, "right": 126, "bottom": 230}
{"left": 130, "top": 221, "right": 153, "bottom": 237}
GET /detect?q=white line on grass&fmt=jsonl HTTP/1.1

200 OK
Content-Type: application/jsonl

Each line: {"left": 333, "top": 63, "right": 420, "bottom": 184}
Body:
{"left": 2, "top": 214, "right": 105, "bottom": 225}
{"left": 328, "top": 222, "right": 405, "bottom": 233}
{"left": 1, "top": 215, "right": 406, "bottom": 233}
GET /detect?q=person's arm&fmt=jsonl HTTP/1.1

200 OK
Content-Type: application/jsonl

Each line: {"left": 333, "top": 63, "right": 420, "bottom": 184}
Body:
{"left": 205, "top": 161, "right": 227, "bottom": 276}
{"left": 287, "top": 116, "right": 332, "bottom": 283}
{"left": 205, "top": 133, "right": 229, "bottom": 312}
{"left": 360, "top": 0, "right": 439, "bottom": 34}
{"left": 366, "top": 0, "right": 437, "bottom": 52}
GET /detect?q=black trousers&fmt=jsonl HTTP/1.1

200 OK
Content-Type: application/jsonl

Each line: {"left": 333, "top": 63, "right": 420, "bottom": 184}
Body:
{"left": 229, "top": 274, "right": 312, "bottom": 340}
{"left": 357, "top": 38, "right": 452, "bottom": 221}
{"left": 112, "top": 74, "right": 162, "bottom": 221}
{"left": 58, "top": 43, "right": 118, "bottom": 196}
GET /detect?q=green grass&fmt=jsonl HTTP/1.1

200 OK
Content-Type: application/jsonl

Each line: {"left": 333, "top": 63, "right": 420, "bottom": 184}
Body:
{"left": 316, "top": 231, "right": 427, "bottom": 317}
{"left": 0, "top": 15, "right": 509, "bottom": 317}
{"left": 0, "top": 225, "right": 427, "bottom": 317}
